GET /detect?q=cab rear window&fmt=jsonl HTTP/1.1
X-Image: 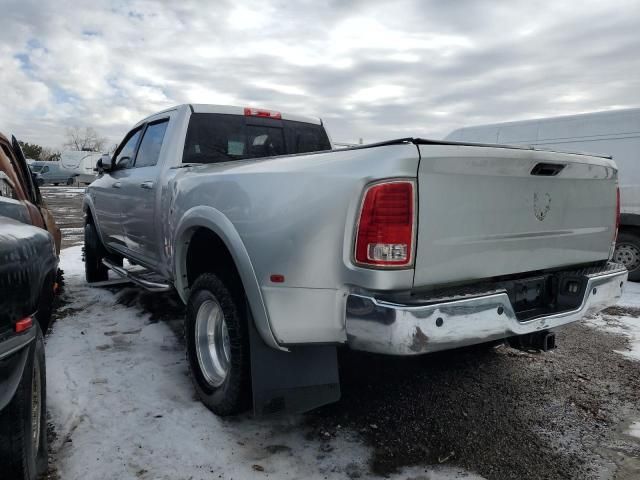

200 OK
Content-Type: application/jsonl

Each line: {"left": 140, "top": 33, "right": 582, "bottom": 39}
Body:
{"left": 183, "top": 113, "right": 331, "bottom": 164}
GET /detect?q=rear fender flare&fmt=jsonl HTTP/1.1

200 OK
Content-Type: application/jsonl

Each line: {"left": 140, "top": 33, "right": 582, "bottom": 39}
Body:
{"left": 173, "top": 206, "right": 284, "bottom": 351}
{"left": 620, "top": 213, "right": 640, "bottom": 228}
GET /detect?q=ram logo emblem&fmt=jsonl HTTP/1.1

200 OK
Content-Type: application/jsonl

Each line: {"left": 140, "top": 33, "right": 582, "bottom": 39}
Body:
{"left": 533, "top": 192, "right": 551, "bottom": 221}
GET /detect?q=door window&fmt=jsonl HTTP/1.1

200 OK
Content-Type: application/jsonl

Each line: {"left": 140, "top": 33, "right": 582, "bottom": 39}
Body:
{"left": 114, "top": 129, "right": 143, "bottom": 169}
{"left": 0, "top": 177, "right": 16, "bottom": 199}
{"left": 135, "top": 120, "right": 169, "bottom": 168}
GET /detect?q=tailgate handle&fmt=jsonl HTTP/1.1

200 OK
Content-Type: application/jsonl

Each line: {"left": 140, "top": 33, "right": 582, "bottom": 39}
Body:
{"left": 531, "top": 163, "right": 565, "bottom": 176}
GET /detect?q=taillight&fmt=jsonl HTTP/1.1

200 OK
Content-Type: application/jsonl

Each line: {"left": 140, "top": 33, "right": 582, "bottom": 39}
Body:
{"left": 244, "top": 107, "right": 282, "bottom": 119}
{"left": 15, "top": 317, "right": 33, "bottom": 333}
{"left": 355, "top": 180, "right": 415, "bottom": 267}
{"left": 615, "top": 185, "right": 620, "bottom": 241}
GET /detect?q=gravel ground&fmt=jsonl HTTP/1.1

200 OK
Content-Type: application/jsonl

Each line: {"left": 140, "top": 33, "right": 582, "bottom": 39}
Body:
{"left": 40, "top": 186, "right": 640, "bottom": 479}
{"left": 41, "top": 186, "right": 85, "bottom": 248}
{"left": 307, "top": 322, "right": 640, "bottom": 479}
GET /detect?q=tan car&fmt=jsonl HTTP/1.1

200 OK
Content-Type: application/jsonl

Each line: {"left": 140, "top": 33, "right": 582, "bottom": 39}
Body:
{"left": 0, "top": 133, "right": 61, "bottom": 331}
{"left": 0, "top": 133, "right": 61, "bottom": 255}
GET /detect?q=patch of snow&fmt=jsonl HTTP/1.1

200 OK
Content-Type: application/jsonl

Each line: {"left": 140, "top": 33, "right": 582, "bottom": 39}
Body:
{"left": 41, "top": 186, "right": 86, "bottom": 194}
{"left": 627, "top": 422, "right": 640, "bottom": 439}
{"left": 47, "top": 246, "right": 482, "bottom": 480}
{"left": 617, "top": 281, "right": 640, "bottom": 308}
{"left": 585, "top": 282, "right": 640, "bottom": 361}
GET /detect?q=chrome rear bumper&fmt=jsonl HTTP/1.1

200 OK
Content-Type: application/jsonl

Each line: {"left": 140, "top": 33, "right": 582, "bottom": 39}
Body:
{"left": 345, "top": 263, "right": 627, "bottom": 355}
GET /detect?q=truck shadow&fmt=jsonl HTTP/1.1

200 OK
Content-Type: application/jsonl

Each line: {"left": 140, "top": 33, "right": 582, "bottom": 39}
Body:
{"left": 113, "top": 286, "right": 185, "bottom": 344}
{"left": 308, "top": 325, "right": 640, "bottom": 480}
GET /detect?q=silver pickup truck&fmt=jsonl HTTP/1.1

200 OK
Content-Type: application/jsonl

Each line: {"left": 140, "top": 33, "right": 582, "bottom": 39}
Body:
{"left": 85, "top": 104, "right": 626, "bottom": 416}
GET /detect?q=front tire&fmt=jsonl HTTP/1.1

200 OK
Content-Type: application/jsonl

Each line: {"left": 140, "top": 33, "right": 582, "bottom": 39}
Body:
{"left": 84, "top": 222, "right": 109, "bottom": 283}
{"left": 0, "top": 324, "right": 48, "bottom": 479}
{"left": 66, "top": 177, "right": 74, "bottom": 186}
{"left": 185, "top": 273, "right": 251, "bottom": 416}
{"left": 614, "top": 230, "right": 640, "bottom": 281}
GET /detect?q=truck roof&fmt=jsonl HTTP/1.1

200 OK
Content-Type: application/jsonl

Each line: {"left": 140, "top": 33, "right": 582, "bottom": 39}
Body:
{"left": 136, "top": 104, "right": 323, "bottom": 127}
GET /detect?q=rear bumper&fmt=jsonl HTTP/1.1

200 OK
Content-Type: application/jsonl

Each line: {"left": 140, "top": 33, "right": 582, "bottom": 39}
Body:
{"left": 345, "top": 262, "right": 627, "bottom": 355}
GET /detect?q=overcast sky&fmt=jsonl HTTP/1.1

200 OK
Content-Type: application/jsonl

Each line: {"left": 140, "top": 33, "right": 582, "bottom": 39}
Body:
{"left": 2, "top": 0, "right": 639, "bottom": 149}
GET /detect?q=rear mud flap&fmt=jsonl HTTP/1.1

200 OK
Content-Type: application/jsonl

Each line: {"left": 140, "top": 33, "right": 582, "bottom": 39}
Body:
{"left": 248, "top": 316, "right": 340, "bottom": 415}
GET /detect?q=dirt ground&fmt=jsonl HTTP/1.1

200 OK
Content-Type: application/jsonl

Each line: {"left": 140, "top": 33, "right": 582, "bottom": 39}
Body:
{"left": 40, "top": 186, "right": 640, "bottom": 480}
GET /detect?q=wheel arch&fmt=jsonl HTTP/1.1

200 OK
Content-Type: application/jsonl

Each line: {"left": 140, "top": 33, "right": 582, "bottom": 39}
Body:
{"left": 174, "top": 206, "right": 284, "bottom": 351}
{"left": 82, "top": 197, "right": 108, "bottom": 247}
{"left": 620, "top": 213, "right": 640, "bottom": 229}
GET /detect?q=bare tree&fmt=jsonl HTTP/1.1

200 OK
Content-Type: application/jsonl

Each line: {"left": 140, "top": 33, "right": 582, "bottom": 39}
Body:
{"left": 39, "top": 147, "right": 61, "bottom": 161}
{"left": 64, "top": 127, "right": 107, "bottom": 152}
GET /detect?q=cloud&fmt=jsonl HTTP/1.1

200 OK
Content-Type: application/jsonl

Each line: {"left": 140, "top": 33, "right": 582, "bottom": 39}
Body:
{"left": 0, "top": 0, "right": 639, "bottom": 148}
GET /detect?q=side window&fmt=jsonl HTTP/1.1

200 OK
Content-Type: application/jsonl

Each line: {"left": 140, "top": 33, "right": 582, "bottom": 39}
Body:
{"left": 114, "top": 128, "right": 143, "bottom": 169}
{"left": 135, "top": 120, "right": 169, "bottom": 168}
{"left": 42, "top": 165, "right": 49, "bottom": 174}
{"left": 0, "top": 175, "right": 17, "bottom": 199}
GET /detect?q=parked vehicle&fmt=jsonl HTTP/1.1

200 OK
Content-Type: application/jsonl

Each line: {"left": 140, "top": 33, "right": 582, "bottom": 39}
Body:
{"left": 85, "top": 104, "right": 626, "bottom": 416}
{"left": 446, "top": 108, "right": 640, "bottom": 280}
{"left": 60, "top": 150, "right": 101, "bottom": 185}
{"left": 0, "top": 217, "right": 58, "bottom": 479}
{"left": 29, "top": 161, "right": 77, "bottom": 186}
{"left": 0, "top": 134, "right": 61, "bottom": 261}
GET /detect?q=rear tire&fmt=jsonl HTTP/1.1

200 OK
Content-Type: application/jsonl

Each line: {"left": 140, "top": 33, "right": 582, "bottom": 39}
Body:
{"left": 52, "top": 183, "right": 58, "bottom": 186}
{"left": 614, "top": 231, "right": 640, "bottom": 281}
{"left": 0, "top": 324, "right": 48, "bottom": 479}
{"left": 84, "top": 222, "right": 109, "bottom": 283}
{"left": 185, "top": 273, "right": 251, "bottom": 416}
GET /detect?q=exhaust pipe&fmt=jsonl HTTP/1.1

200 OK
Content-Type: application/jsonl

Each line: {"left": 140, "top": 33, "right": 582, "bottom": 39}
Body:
{"left": 508, "top": 330, "right": 556, "bottom": 352}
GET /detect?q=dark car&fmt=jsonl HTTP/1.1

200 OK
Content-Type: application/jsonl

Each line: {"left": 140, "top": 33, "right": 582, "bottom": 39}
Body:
{"left": 0, "top": 217, "right": 58, "bottom": 479}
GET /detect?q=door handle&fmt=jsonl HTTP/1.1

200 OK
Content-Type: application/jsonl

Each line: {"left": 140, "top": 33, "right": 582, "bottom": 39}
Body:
{"left": 140, "top": 181, "right": 154, "bottom": 189}
{"left": 113, "top": 182, "right": 122, "bottom": 188}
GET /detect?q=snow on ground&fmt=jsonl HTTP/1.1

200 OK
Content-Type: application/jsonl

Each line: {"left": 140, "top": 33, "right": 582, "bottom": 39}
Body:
{"left": 41, "top": 186, "right": 87, "bottom": 194}
{"left": 586, "top": 281, "right": 640, "bottom": 361}
{"left": 46, "top": 246, "right": 482, "bottom": 480}
{"left": 627, "top": 422, "right": 640, "bottom": 440}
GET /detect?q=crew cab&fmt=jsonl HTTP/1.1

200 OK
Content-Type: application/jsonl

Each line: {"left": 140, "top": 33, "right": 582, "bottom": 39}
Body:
{"left": 85, "top": 104, "right": 626, "bottom": 415}
{"left": 0, "top": 217, "right": 57, "bottom": 479}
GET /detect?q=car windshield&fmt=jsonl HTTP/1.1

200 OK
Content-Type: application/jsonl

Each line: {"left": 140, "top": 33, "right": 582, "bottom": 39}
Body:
{"left": 183, "top": 113, "right": 331, "bottom": 164}
{"left": 31, "top": 165, "right": 43, "bottom": 172}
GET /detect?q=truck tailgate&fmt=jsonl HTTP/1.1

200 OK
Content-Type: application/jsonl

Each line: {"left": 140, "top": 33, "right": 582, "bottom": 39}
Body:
{"left": 413, "top": 144, "right": 617, "bottom": 288}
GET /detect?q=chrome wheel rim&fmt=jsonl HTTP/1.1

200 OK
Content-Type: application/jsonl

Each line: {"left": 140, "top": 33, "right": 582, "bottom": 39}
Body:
{"left": 614, "top": 242, "right": 640, "bottom": 272}
{"left": 195, "top": 298, "right": 231, "bottom": 387}
{"left": 31, "top": 357, "right": 42, "bottom": 453}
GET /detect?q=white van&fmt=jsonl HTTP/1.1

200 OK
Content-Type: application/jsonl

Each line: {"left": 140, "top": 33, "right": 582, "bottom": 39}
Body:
{"left": 446, "top": 108, "right": 640, "bottom": 280}
{"left": 60, "top": 151, "right": 101, "bottom": 185}
{"left": 30, "top": 161, "right": 78, "bottom": 186}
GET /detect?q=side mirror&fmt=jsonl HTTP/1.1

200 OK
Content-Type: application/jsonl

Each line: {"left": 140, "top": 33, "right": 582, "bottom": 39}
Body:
{"left": 96, "top": 154, "right": 113, "bottom": 173}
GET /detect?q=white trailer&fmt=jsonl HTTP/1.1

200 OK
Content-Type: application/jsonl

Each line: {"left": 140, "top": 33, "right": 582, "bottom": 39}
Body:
{"left": 60, "top": 151, "right": 102, "bottom": 185}
{"left": 446, "top": 108, "right": 640, "bottom": 279}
